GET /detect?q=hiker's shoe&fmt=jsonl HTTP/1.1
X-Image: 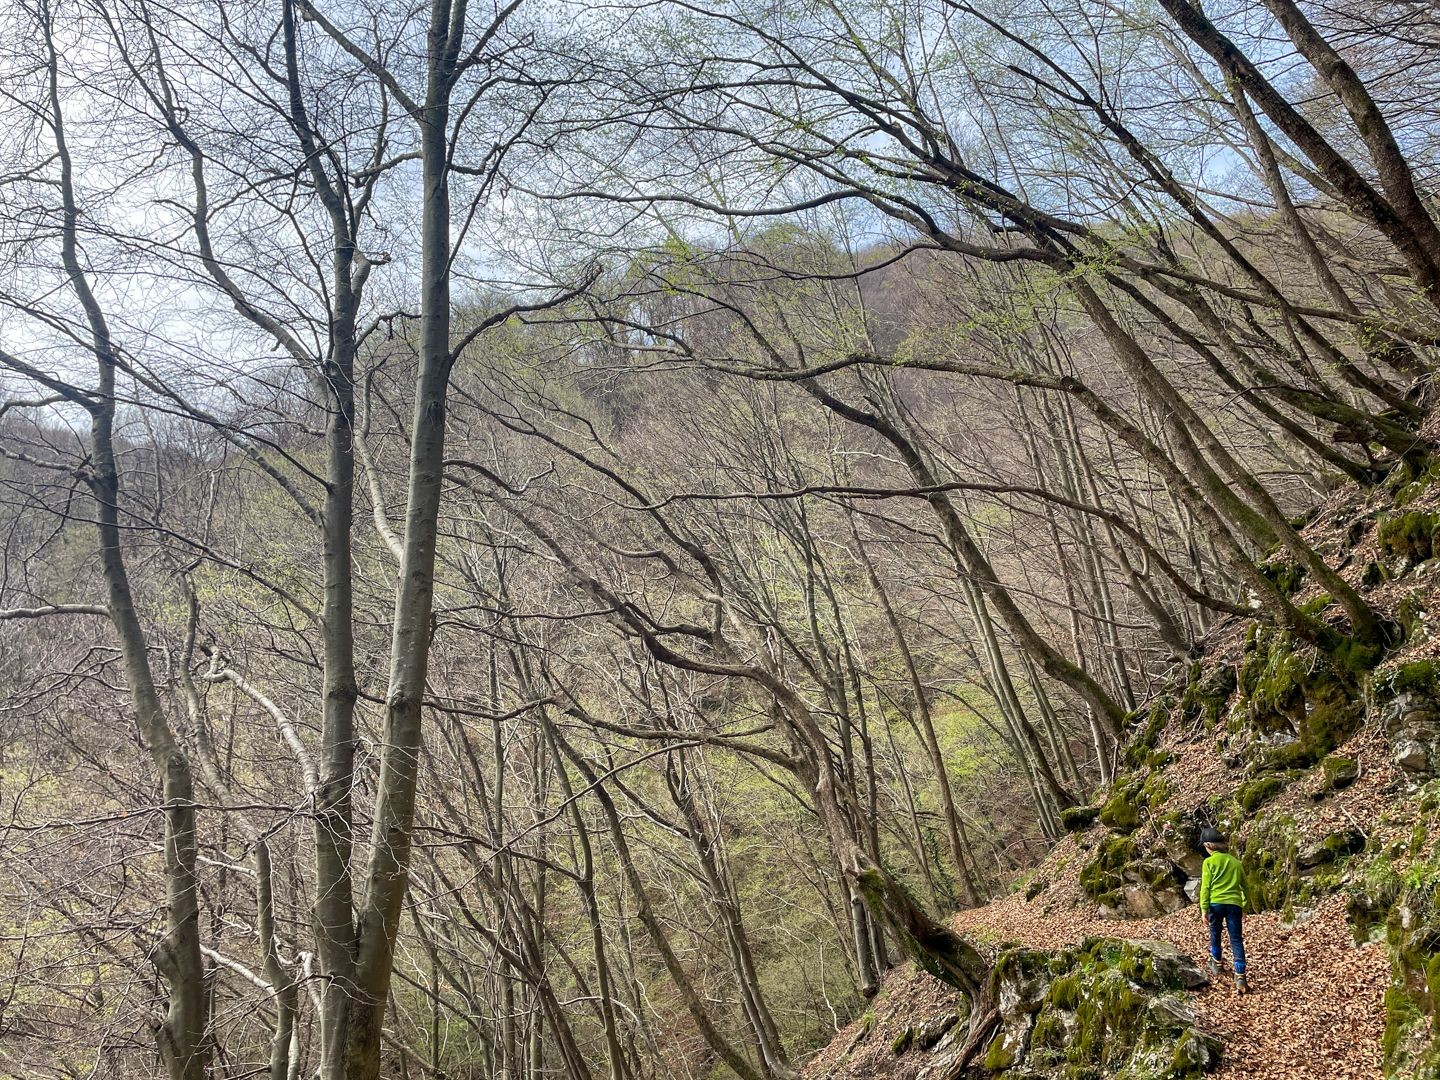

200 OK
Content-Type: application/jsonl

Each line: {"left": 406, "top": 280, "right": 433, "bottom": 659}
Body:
{"left": 1235, "top": 971, "right": 1249, "bottom": 995}
{"left": 1206, "top": 956, "right": 1220, "bottom": 979}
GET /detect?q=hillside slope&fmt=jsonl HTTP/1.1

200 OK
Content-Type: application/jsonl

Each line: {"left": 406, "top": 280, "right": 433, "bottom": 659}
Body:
{"left": 799, "top": 459, "right": 1440, "bottom": 1079}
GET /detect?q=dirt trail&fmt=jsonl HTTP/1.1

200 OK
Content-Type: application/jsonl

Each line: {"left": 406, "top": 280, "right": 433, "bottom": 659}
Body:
{"left": 953, "top": 889, "right": 1386, "bottom": 1079}
{"left": 801, "top": 692, "right": 1408, "bottom": 1078}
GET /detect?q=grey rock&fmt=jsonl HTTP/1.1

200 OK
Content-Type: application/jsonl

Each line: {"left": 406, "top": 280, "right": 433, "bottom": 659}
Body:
{"left": 1296, "top": 828, "right": 1366, "bottom": 870}
{"left": 1120, "top": 884, "right": 1163, "bottom": 919}
{"left": 1394, "top": 737, "right": 1431, "bottom": 773}
{"left": 915, "top": 1012, "right": 958, "bottom": 1050}
{"left": 1172, "top": 1027, "right": 1224, "bottom": 1070}
{"left": 1147, "top": 993, "right": 1199, "bottom": 1032}
{"left": 1131, "top": 939, "right": 1211, "bottom": 990}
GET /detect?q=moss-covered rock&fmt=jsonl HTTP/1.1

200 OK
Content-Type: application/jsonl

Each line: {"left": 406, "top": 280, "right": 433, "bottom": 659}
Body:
{"left": 1387, "top": 457, "right": 1440, "bottom": 508}
{"left": 1259, "top": 558, "right": 1307, "bottom": 596}
{"left": 982, "top": 939, "right": 1219, "bottom": 1077}
{"left": 1061, "top": 805, "right": 1100, "bottom": 832}
{"left": 1374, "top": 661, "right": 1440, "bottom": 778}
{"left": 1295, "top": 828, "right": 1366, "bottom": 871}
{"left": 1378, "top": 511, "right": 1440, "bottom": 565}
{"left": 1240, "top": 813, "right": 1299, "bottom": 913}
{"left": 1100, "top": 782, "right": 1143, "bottom": 833}
{"left": 1316, "top": 755, "right": 1359, "bottom": 797}
{"left": 1236, "top": 774, "right": 1288, "bottom": 813}
{"left": 1233, "top": 629, "right": 1366, "bottom": 769}
{"left": 1180, "top": 664, "right": 1237, "bottom": 730}
{"left": 1350, "top": 844, "right": 1440, "bottom": 1077}
{"left": 1079, "top": 834, "right": 1138, "bottom": 910}
{"left": 1125, "top": 698, "right": 1172, "bottom": 768}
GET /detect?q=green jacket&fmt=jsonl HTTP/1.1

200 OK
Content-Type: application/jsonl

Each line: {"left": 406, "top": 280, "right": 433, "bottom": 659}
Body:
{"left": 1199, "top": 850, "right": 1246, "bottom": 911}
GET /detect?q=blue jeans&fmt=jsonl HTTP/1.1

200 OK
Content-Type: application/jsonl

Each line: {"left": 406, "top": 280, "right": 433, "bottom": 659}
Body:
{"left": 1208, "top": 903, "right": 1246, "bottom": 973}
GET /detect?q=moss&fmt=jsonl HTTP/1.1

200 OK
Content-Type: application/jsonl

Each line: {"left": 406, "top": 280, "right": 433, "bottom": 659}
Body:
{"left": 1237, "top": 629, "right": 1367, "bottom": 766}
{"left": 1252, "top": 741, "right": 1317, "bottom": 773}
{"left": 1032, "top": 1008, "right": 1066, "bottom": 1049}
{"left": 1398, "top": 593, "right": 1429, "bottom": 643}
{"left": 983, "top": 1032, "right": 1017, "bottom": 1071}
{"left": 1180, "top": 664, "right": 1236, "bottom": 729}
{"left": 1383, "top": 986, "right": 1424, "bottom": 1064}
{"left": 1238, "top": 628, "right": 1308, "bottom": 730}
{"left": 891, "top": 1027, "right": 914, "bottom": 1054}
{"left": 1079, "top": 834, "right": 1138, "bottom": 907}
{"left": 1377, "top": 511, "right": 1440, "bottom": 563}
{"left": 1236, "top": 775, "right": 1287, "bottom": 813}
{"left": 1125, "top": 697, "right": 1172, "bottom": 767}
{"left": 1071, "top": 968, "right": 1143, "bottom": 1066}
{"left": 993, "top": 946, "right": 1056, "bottom": 984}
{"left": 1362, "top": 560, "right": 1389, "bottom": 589}
{"left": 1049, "top": 972, "right": 1082, "bottom": 1010}
{"left": 996, "top": 940, "right": 1227, "bottom": 1078}
{"left": 1148, "top": 749, "right": 1174, "bottom": 769}
{"left": 1259, "top": 558, "right": 1306, "bottom": 596}
{"left": 1061, "top": 805, "right": 1100, "bottom": 832}
{"left": 1169, "top": 1028, "right": 1220, "bottom": 1075}
{"left": 853, "top": 869, "right": 988, "bottom": 990}
{"left": 1142, "top": 771, "right": 1172, "bottom": 810}
{"left": 1241, "top": 813, "right": 1299, "bottom": 912}
{"left": 1321, "top": 755, "right": 1358, "bottom": 792}
{"left": 1391, "top": 457, "right": 1440, "bottom": 508}
{"left": 1375, "top": 659, "right": 1440, "bottom": 699}
{"left": 1321, "top": 829, "right": 1367, "bottom": 862}
{"left": 1100, "top": 782, "right": 1143, "bottom": 833}
{"left": 1297, "top": 592, "right": 1334, "bottom": 616}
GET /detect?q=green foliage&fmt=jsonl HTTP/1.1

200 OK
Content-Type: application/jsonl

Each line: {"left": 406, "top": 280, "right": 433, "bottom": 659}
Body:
{"left": 1377, "top": 511, "right": 1440, "bottom": 563}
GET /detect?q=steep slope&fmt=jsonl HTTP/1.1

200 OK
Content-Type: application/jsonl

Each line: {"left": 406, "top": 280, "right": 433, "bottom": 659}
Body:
{"left": 799, "top": 457, "right": 1440, "bottom": 1079}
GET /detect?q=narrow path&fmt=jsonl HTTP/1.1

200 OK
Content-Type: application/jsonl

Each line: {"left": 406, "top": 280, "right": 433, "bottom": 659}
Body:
{"left": 953, "top": 888, "right": 1386, "bottom": 1078}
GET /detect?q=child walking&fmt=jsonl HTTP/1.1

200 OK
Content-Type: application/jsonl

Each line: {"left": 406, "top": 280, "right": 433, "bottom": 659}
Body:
{"left": 1198, "top": 827, "right": 1248, "bottom": 994}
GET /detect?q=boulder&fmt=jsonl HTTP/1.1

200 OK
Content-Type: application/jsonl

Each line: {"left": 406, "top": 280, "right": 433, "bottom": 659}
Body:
{"left": 970, "top": 939, "right": 1221, "bottom": 1077}
{"left": 1132, "top": 939, "right": 1211, "bottom": 990}
{"left": 1376, "top": 665, "right": 1440, "bottom": 778}
{"left": 1296, "top": 828, "right": 1367, "bottom": 871}
{"left": 1120, "top": 883, "right": 1187, "bottom": 918}
{"left": 1394, "top": 736, "right": 1434, "bottom": 773}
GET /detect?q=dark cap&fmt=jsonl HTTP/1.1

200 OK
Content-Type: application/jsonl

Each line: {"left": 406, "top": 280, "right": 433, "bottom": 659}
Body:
{"left": 1200, "top": 827, "right": 1225, "bottom": 846}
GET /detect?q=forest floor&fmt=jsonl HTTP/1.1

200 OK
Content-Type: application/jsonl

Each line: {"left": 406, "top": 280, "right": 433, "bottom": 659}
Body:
{"left": 951, "top": 868, "right": 1388, "bottom": 1079}
{"left": 800, "top": 864, "right": 1387, "bottom": 1080}
{"left": 800, "top": 723, "right": 1401, "bottom": 1079}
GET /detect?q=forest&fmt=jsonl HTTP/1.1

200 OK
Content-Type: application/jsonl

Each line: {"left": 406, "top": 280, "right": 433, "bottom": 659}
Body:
{"left": 2, "top": 0, "right": 1439, "bottom": 1076}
